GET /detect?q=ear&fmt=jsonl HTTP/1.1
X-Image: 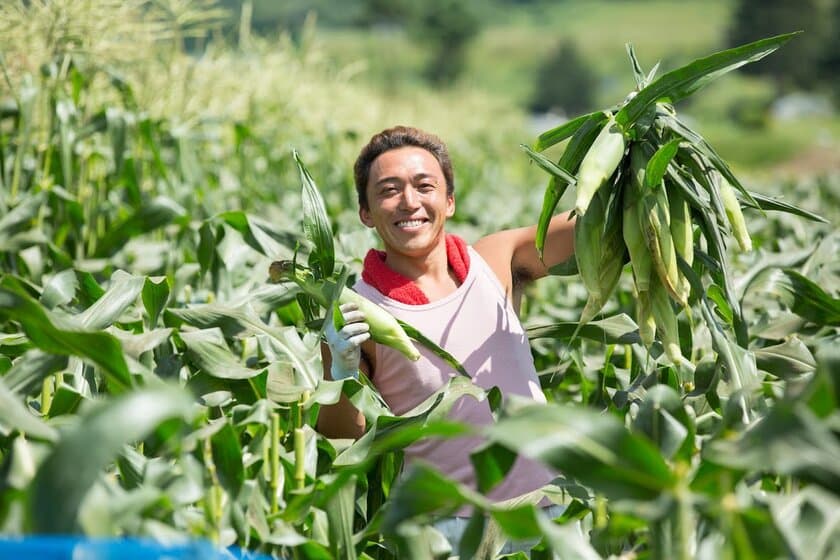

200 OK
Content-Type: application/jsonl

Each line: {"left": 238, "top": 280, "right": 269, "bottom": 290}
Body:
{"left": 445, "top": 193, "right": 455, "bottom": 218}
{"left": 359, "top": 206, "right": 374, "bottom": 228}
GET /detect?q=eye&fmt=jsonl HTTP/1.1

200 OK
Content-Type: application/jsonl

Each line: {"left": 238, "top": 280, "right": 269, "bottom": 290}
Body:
{"left": 419, "top": 183, "right": 435, "bottom": 192}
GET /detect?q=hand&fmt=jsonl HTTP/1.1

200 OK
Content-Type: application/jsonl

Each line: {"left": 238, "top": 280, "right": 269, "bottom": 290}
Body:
{"left": 324, "top": 303, "right": 370, "bottom": 381}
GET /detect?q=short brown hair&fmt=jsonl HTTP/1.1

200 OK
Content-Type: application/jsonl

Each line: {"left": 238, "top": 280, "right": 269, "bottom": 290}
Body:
{"left": 353, "top": 126, "right": 454, "bottom": 210}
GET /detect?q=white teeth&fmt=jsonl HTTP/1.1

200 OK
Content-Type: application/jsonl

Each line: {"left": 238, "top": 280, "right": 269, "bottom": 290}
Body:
{"left": 396, "top": 219, "right": 425, "bottom": 227}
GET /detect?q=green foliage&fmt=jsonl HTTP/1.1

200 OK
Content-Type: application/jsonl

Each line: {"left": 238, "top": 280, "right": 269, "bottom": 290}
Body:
{"left": 407, "top": 0, "right": 482, "bottom": 86}
{"left": 530, "top": 40, "right": 597, "bottom": 115}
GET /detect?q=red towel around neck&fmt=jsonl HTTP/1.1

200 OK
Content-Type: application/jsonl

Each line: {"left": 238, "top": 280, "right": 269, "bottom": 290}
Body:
{"left": 361, "top": 234, "right": 470, "bottom": 305}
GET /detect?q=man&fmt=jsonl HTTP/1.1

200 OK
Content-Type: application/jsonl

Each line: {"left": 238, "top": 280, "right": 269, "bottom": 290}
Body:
{"left": 317, "top": 125, "right": 576, "bottom": 552}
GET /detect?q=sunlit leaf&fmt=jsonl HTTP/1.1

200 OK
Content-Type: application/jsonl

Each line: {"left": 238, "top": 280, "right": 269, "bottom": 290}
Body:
{"left": 485, "top": 399, "right": 676, "bottom": 502}
{"left": 527, "top": 314, "right": 640, "bottom": 345}
{"left": 0, "top": 278, "right": 131, "bottom": 392}
{"left": 211, "top": 421, "right": 245, "bottom": 498}
{"left": 295, "top": 150, "right": 334, "bottom": 279}
{"left": 754, "top": 338, "right": 816, "bottom": 378}
{"left": 142, "top": 276, "right": 170, "bottom": 329}
{"left": 0, "top": 379, "right": 58, "bottom": 442}
{"left": 616, "top": 32, "right": 799, "bottom": 129}
{"left": 29, "top": 385, "right": 194, "bottom": 533}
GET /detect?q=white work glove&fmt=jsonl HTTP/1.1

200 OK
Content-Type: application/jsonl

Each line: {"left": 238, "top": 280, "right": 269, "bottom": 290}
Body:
{"left": 324, "top": 302, "right": 370, "bottom": 381}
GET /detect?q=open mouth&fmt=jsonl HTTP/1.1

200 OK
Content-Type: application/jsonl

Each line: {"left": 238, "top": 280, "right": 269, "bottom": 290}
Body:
{"left": 394, "top": 219, "right": 428, "bottom": 229}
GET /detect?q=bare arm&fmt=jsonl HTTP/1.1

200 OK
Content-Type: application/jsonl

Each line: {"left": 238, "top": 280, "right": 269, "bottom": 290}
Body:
{"left": 473, "top": 211, "right": 575, "bottom": 310}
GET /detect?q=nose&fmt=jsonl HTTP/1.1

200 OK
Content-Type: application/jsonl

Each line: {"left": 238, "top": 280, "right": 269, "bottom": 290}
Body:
{"left": 398, "top": 186, "right": 420, "bottom": 210}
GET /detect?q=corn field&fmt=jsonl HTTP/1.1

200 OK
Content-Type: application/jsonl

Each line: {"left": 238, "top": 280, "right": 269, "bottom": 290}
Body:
{"left": 1, "top": 2, "right": 839, "bottom": 559}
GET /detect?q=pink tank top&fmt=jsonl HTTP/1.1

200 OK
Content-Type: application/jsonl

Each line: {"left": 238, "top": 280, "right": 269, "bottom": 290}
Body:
{"left": 354, "top": 247, "right": 555, "bottom": 513}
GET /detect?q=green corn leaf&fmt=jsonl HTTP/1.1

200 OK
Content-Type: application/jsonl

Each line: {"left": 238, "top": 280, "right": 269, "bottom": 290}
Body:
{"left": 527, "top": 314, "right": 641, "bottom": 345}
{"left": 295, "top": 150, "right": 334, "bottom": 279}
{"left": 533, "top": 111, "right": 600, "bottom": 152}
{"left": 645, "top": 138, "right": 682, "bottom": 189}
{"left": 754, "top": 338, "right": 816, "bottom": 378}
{"left": 29, "top": 385, "right": 194, "bottom": 533}
{"left": 168, "top": 305, "right": 319, "bottom": 387}
{"left": 663, "top": 115, "right": 759, "bottom": 209}
{"left": 0, "top": 379, "right": 58, "bottom": 442}
{"left": 484, "top": 400, "right": 677, "bottom": 502}
{"left": 767, "top": 487, "right": 840, "bottom": 560}
{"left": 47, "top": 384, "right": 86, "bottom": 418}
{"left": 633, "top": 385, "right": 694, "bottom": 462}
{"left": 180, "top": 328, "right": 265, "bottom": 380}
{"left": 805, "top": 344, "right": 840, "bottom": 418}
{"left": 470, "top": 442, "right": 518, "bottom": 494}
{"left": 664, "top": 159, "right": 711, "bottom": 212}
{"left": 0, "top": 194, "right": 45, "bottom": 249}
{"left": 397, "top": 319, "right": 468, "bottom": 377}
{"left": 40, "top": 269, "right": 78, "bottom": 310}
{"left": 1, "top": 350, "right": 67, "bottom": 397}
{"left": 536, "top": 112, "right": 608, "bottom": 258}
{"left": 626, "top": 43, "right": 647, "bottom": 87}
{"left": 744, "top": 191, "right": 828, "bottom": 223}
{"left": 680, "top": 260, "right": 759, "bottom": 397}
{"left": 734, "top": 244, "right": 814, "bottom": 302}
{"left": 703, "top": 402, "right": 840, "bottom": 495}
{"left": 381, "top": 463, "right": 488, "bottom": 534}
{"left": 77, "top": 270, "right": 145, "bottom": 330}
{"left": 325, "top": 475, "right": 358, "bottom": 560}
{"left": 197, "top": 221, "right": 217, "bottom": 279}
{"left": 0, "top": 278, "right": 132, "bottom": 392}
{"left": 520, "top": 144, "right": 577, "bottom": 184}
{"left": 210, "top": 420, "right": 245, "bottom": 497}
{"left": 616, "top": 32, "right": 799, "bottom": 130}
{"left": 216, "top": 211, "right": 297, "bottom": 259}
{"left": 142, "top": 276, "right": 170, "bottom": 329}
{"left": 94, "top": 196, "right": 187, "bottom": 258}
{"left": 775, "top": 269, "right": 840, "bottom": 327}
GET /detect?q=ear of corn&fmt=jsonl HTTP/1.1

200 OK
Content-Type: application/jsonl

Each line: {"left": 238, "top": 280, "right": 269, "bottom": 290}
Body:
{"left": 574, "top": 191, "right": 606, "bottom": 303}
{"left": 649, "top": 275, "right": 684, "bottom": 365}
{"left": 718, "top": 175, "right": 752, "bottom": 252}
{"left": 668, "top": 184, "right": 693, "bottom": 302}
{"left": 574, "top": 114, "right": 626, "bottom": 216}
{"left": 580, "top": 203, "right": 626, "bottom": 325}
{"left": 338, "top": 288, "right": 421, "bottom": 362}
{"left": 529, "top": 35, "right": 800, "bottom": 372}
{"left": 640, "top": 182, "right": 686, "bottom": 307}
{"left": 269, "top": 260, "right": 421, "bottom": 362}
{"left": 636, "top": 289, "right": 657, "bottom": 348}
{"left": 623, "top": 147, "right": 652, "bottom": 292}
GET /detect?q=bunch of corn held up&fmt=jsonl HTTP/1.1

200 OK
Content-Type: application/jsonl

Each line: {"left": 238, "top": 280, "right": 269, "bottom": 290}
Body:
{"left": 525, "top": 32, "right": 810, "bottom": 370}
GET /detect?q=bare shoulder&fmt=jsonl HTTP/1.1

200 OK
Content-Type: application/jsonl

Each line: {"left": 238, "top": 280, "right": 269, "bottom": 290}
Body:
{"left": 473, "top": 228, "right": 528, "bottom": 299}
{"left": 473, "top": 212, "right": 576, "bottom": 292}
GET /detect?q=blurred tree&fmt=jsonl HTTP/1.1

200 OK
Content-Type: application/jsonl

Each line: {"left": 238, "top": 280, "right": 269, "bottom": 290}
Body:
{"left": 408, "top": 0, "right": 481, "bottom": 87}
{"left": 529, "top": 40, "right": 596, "bottom": 116}
{"left": 727, "top": 0, "right": 828, "bottom": 90}
{"left": 358, "top": 0, "right": 412, "bottom": 26}
{"left": 819, "top": 0, "right": 840, "bottom": 105}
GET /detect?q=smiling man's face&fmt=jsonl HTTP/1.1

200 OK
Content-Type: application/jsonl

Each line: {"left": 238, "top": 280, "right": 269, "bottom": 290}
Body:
{"left": 360, "top": 146, "right": 455, "bottom": 260}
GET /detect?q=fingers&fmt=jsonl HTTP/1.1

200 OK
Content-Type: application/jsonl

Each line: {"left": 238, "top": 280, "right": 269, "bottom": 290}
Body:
{"left": 346, "top": 331, "right": 370, "bottom": 347}
{"left": 338, "top": 303, "right": 366, "bottom": 325}
{"left": 341, "top": 321, "right": 369, "bottom": 338}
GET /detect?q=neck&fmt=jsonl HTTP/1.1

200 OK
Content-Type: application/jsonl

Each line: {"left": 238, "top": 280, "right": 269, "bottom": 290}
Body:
{"left": 383, "top": 237, "right": 451, "bottom": 283}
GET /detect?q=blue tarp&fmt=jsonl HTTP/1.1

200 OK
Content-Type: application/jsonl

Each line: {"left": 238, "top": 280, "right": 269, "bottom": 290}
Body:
{"left": 0, "top": 536, "right": 275, "bottom": 559}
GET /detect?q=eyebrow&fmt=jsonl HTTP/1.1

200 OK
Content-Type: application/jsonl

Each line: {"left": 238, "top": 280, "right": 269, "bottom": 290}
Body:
{"left": 374, "top": 173, "right": 439, "bottom": 188}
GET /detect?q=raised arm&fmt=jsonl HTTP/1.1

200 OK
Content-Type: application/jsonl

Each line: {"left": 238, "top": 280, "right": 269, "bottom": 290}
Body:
{"left": 473, "top": 211, "right": 576, "bottom": 311}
